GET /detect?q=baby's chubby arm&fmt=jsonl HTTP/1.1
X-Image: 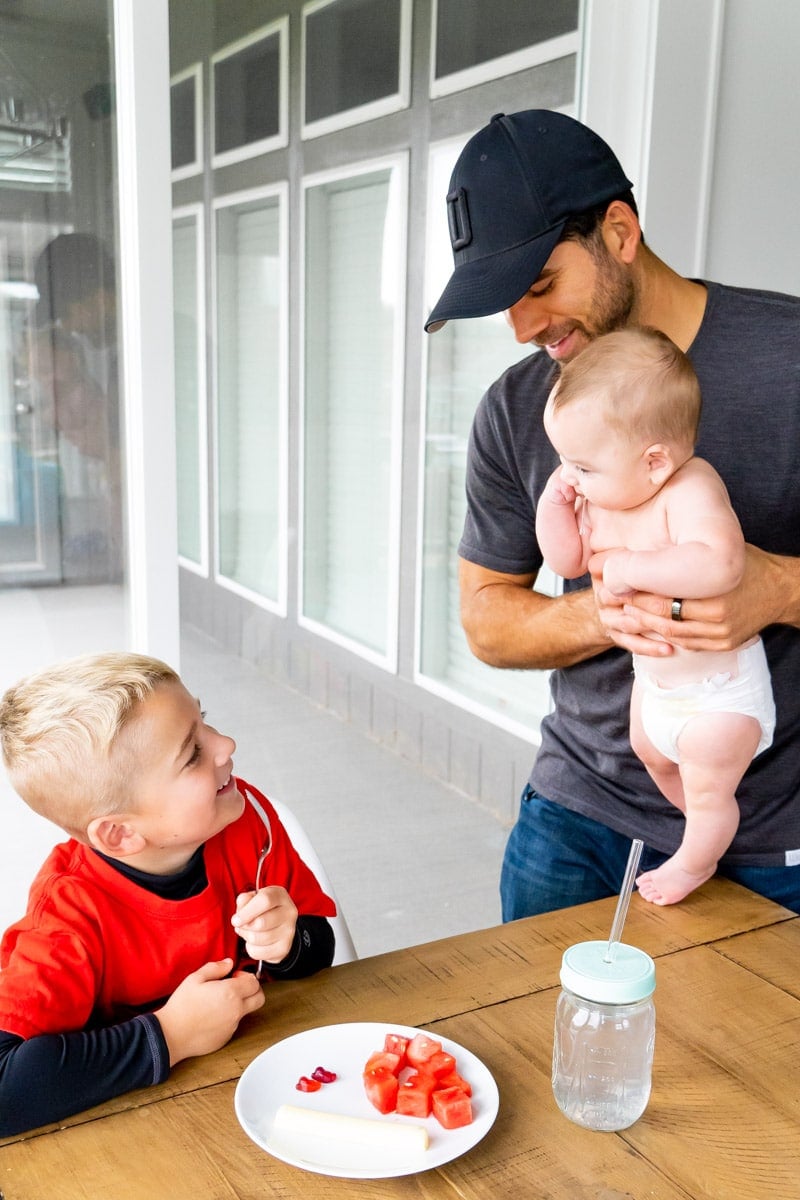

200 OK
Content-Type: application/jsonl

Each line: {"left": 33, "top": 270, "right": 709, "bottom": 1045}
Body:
{"left": 535, "top": 466, "right": 591, "bottom": 579}
{"left": 154, "top": 959, "right": 265, "bottom": 1067}
{"left": 601, "top": 461, "right": 746, "bottom": 599}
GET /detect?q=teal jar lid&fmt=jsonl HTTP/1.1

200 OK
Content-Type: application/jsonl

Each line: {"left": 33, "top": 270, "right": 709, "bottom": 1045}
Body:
{"left": 560, "top": 940, "right": 656, "bottom": 1004}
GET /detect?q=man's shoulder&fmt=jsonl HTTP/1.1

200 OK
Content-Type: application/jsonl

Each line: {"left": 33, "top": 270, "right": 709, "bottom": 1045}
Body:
{"left": 706, "top": 278, "right": 800, "bottom": 306}
{"left": 702, "top": 279, "right": 800, "bottom": 327}
{"left": 692, "top": 280, "right": 800, "bottom": 375}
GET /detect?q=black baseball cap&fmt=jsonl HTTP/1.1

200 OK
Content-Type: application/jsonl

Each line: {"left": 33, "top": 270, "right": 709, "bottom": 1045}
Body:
{"left": 425, "top": 110, "right": 633, "bottom": 333}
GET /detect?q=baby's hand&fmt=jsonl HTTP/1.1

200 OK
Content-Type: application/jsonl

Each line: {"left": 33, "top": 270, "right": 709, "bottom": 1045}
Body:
{"left": 232, "top": 885, "right": 299, "bottom": 967}
{"left": 544, "top": 474, "right": 577, "bottom": 507}
{"left": 156, "top": 959, "right": 265, "bottom": 1066}
{"left": 602, "top": 550, "right": 635, "bottom": 597}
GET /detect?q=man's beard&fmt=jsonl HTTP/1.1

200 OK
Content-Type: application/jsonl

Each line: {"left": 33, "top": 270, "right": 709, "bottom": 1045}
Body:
{"left": 537, "top": 241, "right": 636, "bottom": 360}
{"left": 590, "top": 244, "right": 636, "bottom": 337}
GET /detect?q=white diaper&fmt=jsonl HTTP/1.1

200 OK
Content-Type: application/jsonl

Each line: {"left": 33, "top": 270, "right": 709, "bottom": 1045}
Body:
{"left": 633, "top": 639, "right": 775, "bottom": 764}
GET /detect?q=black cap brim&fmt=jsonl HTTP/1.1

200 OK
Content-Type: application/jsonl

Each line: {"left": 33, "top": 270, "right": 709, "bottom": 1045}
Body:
{"left": 424, "top": 220, "right": 565, "bottom": 333}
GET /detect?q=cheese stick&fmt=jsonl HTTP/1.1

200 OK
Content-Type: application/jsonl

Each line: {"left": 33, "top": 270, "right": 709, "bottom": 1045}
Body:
{"left": 272, "top": 1104, "right": 429, "bottom": 1153}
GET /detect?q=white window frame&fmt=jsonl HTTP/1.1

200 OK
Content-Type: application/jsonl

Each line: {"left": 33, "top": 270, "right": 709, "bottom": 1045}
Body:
{"left": 429, "top": 0, "right": 582, "bottom": 99}
{"left": 172, "top": 202, "right": 209, "bottom": 577}
{"left": 210, "top": 182, "right": 289, "bottom": 616}
{"left": 301, "top": 0, "right": 412, "bottom": 140}
{"left": 211, "top": 18, "right": 289, "bottom": 169}
{"left": 115, "top": 0, "right": 180, "bottom": 665}
{"left": 170, "top": 62, "right": 203, "bottom": 182}
{"left": 414, "top": 133, "right": 542, "bottom": 743}
{"left": 298, "top": 152, "right": 408, "bottom": 672}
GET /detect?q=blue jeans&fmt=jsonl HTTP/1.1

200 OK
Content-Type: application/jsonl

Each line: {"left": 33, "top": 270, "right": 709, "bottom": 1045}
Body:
{"left": 500, "top": 785, "right": 800, "bottom": 920}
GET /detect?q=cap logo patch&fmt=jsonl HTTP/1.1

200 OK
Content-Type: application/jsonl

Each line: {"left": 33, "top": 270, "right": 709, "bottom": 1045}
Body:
{"left": 446, "top": 186, "right": 472, "bottom": 251}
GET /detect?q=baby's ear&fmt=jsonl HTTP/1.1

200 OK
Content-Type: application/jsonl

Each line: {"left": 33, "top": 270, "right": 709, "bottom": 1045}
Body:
{"left": 644, "top": 442, "right": 674, "bottom": 486}
{"left": 86, "top": 815, "right": 145, "bottom": 858}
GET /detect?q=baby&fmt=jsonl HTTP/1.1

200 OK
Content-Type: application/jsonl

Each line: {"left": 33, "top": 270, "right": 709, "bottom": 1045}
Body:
{"left": 536, "top": 327, "right": 775, "bottom": 905}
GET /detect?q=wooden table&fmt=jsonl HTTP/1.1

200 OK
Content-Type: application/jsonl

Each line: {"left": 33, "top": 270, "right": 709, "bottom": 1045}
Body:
{"left": 2, "top": 877, "right": 798, "bottom": 1199}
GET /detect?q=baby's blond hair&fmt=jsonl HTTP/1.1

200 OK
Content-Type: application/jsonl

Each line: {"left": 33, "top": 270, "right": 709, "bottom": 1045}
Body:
{"left": 0, "top": 652, "right": 179, "bottom": 839}
{"left": 551, "top": 326, "right": 701, "bottom": 448}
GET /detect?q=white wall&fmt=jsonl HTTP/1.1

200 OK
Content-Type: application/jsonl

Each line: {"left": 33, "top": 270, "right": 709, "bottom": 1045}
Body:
{"left": 705, "top": 0, "right": 800, "bottom": 294}
{"left": 582, "top": 0, "right": 799, "bottom": 296}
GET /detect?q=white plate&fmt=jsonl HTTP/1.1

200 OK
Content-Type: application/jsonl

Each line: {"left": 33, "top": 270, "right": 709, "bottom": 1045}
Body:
{"left": 234, "top": 1020, "right": 500, "bottom": 1179}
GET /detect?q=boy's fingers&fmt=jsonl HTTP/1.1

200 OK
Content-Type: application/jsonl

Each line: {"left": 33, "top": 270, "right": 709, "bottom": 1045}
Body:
{"left": 193, "top": 958, "right": 234, "bottom": 981}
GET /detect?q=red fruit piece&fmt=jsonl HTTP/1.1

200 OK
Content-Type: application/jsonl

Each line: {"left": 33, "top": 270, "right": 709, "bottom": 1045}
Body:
{"left": 383, "top": 1033, "right": 410, "bottom": 1069}
{"left": 432, "top": 1085, "right": 473, "bottom": 1129}
{"left": 406, "top": 1032, "right": 443, "bottom": 1069}
{"left": 363, "top": 1065, "right": 399, "bottom": 1114}
{"left": 424, "top": 1050, "right": 456, "bottom": 1078}
{"left": 436, "top": 1068, "right": 472, "bottom": 1097}
{"left": 311, "top": 1066, "right": 337, "bottom": 1083}
{"left": 295, "top": 1075, "right": 322, "bottom": 1092}
{"left": 395, "top": 1070, "right": 437, "bottom": 1118}
{"left": 364, "top": 1050, "right": 402, "bottom": 1075}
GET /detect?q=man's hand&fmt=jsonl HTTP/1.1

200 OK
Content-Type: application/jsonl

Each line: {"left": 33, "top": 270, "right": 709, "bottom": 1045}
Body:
{"left": 155, "top": 959, "right": 265, "bottom": 1066}
{"left": 232, "top": 885, "right": 298, "bottom": 968}
{"left": 589, "top": 543, "right": 797, "bottom": 655}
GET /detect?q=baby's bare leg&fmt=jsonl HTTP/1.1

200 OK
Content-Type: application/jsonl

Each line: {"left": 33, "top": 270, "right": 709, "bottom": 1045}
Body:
{"left": 636, "top": 711, "right": 761, "bottom": 906}
{"left": 629, "top": 681, "right": 685, "bottom": 810}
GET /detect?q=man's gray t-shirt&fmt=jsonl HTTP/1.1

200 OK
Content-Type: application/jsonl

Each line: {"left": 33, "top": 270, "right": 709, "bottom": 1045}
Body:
{"left": 459, "top": 281, "right": 800, "bottom": 864}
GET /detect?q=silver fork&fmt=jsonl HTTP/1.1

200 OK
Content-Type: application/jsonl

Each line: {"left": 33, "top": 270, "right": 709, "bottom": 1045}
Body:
{"left": 253, "top": 827, "right": 272, "bottom": 980}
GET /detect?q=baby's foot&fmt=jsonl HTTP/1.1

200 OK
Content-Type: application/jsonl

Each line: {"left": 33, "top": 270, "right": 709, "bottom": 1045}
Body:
{"left": 636, "top": 859, "right": 715, "bottom": 906}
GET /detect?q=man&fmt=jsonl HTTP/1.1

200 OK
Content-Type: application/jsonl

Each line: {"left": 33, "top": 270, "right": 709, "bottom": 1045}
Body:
{"left": 425, "top": 110, "right": 800, "bottom": 918}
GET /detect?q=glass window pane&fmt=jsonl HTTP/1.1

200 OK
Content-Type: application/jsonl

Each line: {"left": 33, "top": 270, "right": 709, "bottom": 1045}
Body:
{"left": 304, "top": 0, "right": 403, "bottom": 126}
{"left": 213, "top": 25, "right": 284, "bottom": 160}
{"left": 215, "top": 192, "right": 284, "bottom": 604}
{"left": 171, "top": 69, "right": 199, "bottom": 174}
{"left": 419, "top": 143, "right": 550, "bottom": 729}
{"left": 302, "top": 163, "right": 404, "bottom": 659}
{"left": 434, "top": 0, "right": 579, "bottom": 80}
{"left": 172, "top": 212, "right": 203, "bottom": 566}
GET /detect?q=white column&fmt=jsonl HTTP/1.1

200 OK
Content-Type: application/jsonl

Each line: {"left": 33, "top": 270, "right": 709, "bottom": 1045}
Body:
{"left": 579, "top": 0, "right": 724, "bottom": 277}
{"left": 114, "top": 0, "right": 181, "bottom": 666}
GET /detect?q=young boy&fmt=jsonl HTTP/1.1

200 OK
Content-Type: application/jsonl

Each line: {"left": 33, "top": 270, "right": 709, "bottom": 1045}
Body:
{"left": 536, "top": 327, "right": 775, "bottom": 906}
{"left": 0, "top": 652, "right": 337, "bottom": 1137}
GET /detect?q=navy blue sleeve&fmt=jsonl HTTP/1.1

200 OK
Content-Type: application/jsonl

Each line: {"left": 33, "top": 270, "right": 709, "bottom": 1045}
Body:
{"left": 263, "top": 915, "right": 335, "bottom": 979}
{"left": 0, "top": 1014, "right": 169, "bottom": 1138}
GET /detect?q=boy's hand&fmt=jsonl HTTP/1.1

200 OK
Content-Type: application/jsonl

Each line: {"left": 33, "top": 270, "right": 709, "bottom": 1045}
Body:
{"left": 232, "top": 885, "right": 299, "bottom": 967}
{"left": 155, "top": 958, "right": 265, "bottom": 1066}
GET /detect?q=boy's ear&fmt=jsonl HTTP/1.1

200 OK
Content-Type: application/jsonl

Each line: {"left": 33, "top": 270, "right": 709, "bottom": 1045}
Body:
{"left": 86, "top": 815, "right": 145, "bottom": 858}
{"left": 644, "top": 442, "right": 674, "bottom": 486}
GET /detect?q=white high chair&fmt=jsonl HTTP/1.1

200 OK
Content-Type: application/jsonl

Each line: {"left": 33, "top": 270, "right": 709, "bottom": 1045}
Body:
{"left": 250, "top": 793, "right": 357, "bottom": 965}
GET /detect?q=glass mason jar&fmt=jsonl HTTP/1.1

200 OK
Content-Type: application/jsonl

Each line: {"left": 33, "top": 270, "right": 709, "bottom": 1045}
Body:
{"left": 552, "top": 940, "right": 656, "bottom": 1132}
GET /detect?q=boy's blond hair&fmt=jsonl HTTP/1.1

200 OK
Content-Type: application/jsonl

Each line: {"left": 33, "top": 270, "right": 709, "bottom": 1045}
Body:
{"left": 551, "top": 326, "right": 702, "bottom": 448}
{"left": 0, "top": 652, "right": 179, "bottom": 839}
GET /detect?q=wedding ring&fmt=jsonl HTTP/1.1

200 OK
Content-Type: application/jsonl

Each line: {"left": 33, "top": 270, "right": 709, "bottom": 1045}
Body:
{"left": 671, "top": 598, "right": 684, "bottom": 622}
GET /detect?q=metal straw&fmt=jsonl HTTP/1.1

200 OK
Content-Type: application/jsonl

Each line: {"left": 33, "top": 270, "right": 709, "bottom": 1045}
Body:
{"left": 604, "top": 838, "right": 644, "bottom": 963}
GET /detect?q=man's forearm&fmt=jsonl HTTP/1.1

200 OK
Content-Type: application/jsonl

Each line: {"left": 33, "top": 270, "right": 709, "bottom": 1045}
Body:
{"left": 461, "top": 579, "right": 612, "bottom": 671}
{"left": 762, "top": 549, "right": 800, "bottom": 630}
